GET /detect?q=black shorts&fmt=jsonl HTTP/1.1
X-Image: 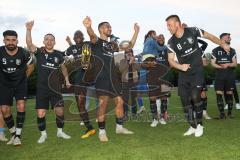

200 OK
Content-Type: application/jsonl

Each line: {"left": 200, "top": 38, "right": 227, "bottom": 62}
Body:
{"left": 95, "top": 78, "right": 121, "bottom": 98}
{"left": 178, "top": 71, "right": 204, "bottom": 98}
{"left": 36, "top": 87, "right": 64, "bottom": 110}
{"left": 0, "top": 79, "right": 27, "bottom": 106}
{"left": 214, "top": 78, "right": 235, "bottom": 92}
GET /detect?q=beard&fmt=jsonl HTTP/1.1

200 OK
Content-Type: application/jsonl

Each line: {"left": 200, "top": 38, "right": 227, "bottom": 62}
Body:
{"left": 226, "top": 41, "right": 231, "bottom": 45}
{"left": 6, "top": 44, "right": 17, "bottom": 51}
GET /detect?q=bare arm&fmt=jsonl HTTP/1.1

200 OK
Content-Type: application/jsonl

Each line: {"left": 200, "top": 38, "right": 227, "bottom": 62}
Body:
{"left": 203, "top": 31, "right": 230, "bottom": 52}
{"left": 66, "top": 36, "right": 73, "bottom": 46}
{"left": 211, "top": 58, "right": 223, "bottom": 69}
{"left": 26, "top": 64, "right": 35, "bottom": 78}
{"left": 168, "top": 52, "right": 190, "bottom": 71}
{"left": 202, "top": 58, "right": 208, "bottom": 66}
{"left": 129, "top": 23, "right": 140, "bottom": 49}
{"left": 60, "top": 64, "right": 71, "bottom": 88}
{"left": 25, "top": 21, "right": 37, "bottom": 53}
{"left": 83, "top": 16, "right": 98, "bottom": 44}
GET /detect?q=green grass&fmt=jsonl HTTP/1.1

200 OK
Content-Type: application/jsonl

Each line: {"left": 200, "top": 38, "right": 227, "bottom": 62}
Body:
{"left": 1, "top": 88, "right": 240, "bottom": 160}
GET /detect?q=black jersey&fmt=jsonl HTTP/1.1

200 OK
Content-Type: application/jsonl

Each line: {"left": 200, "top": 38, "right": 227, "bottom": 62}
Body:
{"left": 65, "top": 42, "right": 96, "bottom": 84}
{"left": 212, "top": 46, "right": 236, "bottom": 79}
{"left": 65, "top": 42, "right": 91, "bottom": 59}
{"left": 156, "top": 45, "right": 169, "bottom": 67}
{"left": 0, "top": 46, "right": 32, "bottom": 88}
{"left": 92, "top": 38, "right": 119, "bottom": 81}
{"left": 35, "top": 48, "right": 64, "bottom": 88}
{"left": 167, "top": 27, "right": 205, "bottom": 74}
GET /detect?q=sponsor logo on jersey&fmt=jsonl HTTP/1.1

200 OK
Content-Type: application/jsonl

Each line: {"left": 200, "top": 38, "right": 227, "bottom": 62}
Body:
{"left": 16, "top": 59, "right": 21, "bottom": 65}
{"left": 54, "top": 57, "right": 59, "bottom": 63}
{"left": 72, "top": 49, "right": 78, "bottom": 54}
{"left": 187, "top": 37, "right": 194, "bottom": 44}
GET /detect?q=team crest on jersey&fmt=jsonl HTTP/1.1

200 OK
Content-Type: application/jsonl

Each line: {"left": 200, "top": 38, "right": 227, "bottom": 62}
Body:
{"left": 187, "top": 37, "right": 194, "bottom": 44}
{"left": 16, "top": 59, "right": 21, "bottom": 65}
{"left": 72, "top": 49, "right": 78, "bottom": 54}
{"left": 54, "top": 57, "right": 59, "bottom": 63}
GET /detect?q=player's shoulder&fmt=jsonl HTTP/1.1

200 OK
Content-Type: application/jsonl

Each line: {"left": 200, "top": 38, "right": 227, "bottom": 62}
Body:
{"left": 53, "top": 49, "right": 64, "bottom": 57}
{"left": 230, "top": 47, "right": 236, "bottom": 52}
{"left": 167, "top": 36, "right": 175, "bottom": 45}
{"left": 212, "top": 46, "right": 221, "bottom": 52}
{"left": 0, "top": 46, "right": 5, "bottom": 51}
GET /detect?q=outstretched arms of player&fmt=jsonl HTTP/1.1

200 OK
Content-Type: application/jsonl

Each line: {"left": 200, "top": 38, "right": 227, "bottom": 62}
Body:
{"left": 168, "top": 52, "right": 190, "bottom": 72}
{"left": 83, "top": 16, "right": 98, "bottom": 44}
{"left": 202, "top": 31, "right": 230, "bottom": 53}
{"left": 25, "top": 21, "right": 37, "bottom": 53}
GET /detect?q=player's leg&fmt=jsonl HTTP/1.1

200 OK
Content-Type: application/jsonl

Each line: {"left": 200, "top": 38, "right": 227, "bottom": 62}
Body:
{"left": 180, "top": 96, "right": 196, "bottom": 136}
{"left": 36, "top": 109, "right": 47, "bottom": 144}
{"left": 149, "top": 96, "right": 159, "bottom": 127}
{"left": 97, "top": 95, "right": 109, "bottom": 142}
{"left": 215, "top": 79, "right": 226, "bottom": 119}
{"left": 12, "top": 100, "right": 26, "bottom": 146}
{"left": 0, "top": 110, "right": 8, "bottom": 142}
{"left": 159, "top": 96, "right": 167, "bottom": 125}
{"left": 191, "top": 86, "right": 204, "bottom": 137}
{"left": 13, "top": 79, "right": 28, "bottom": 145}
{"left": 232, "top": 82, "right": 240, "bottom": 109}
{"left": 122, "top": 83, "right": 130, "bottom": 119}
{"left": 225, "top": 79, "right": 234, "bottom": 117}
{"left": 0, "top": 85, "right": 16, "bottom": 145}
{"left": 201, "top": 91, "right": 211, "bottom": 120}
{"left": 75, "top": 91, "right": 96, "bottom": 139}
{"left": 114, "top": 96, "right": 134, "bottom": 134}
{"left": 36, "top": 90, "right": 49, "bottom": 144}
{"left": 51, "top": 95, "right": 71, "bottom": 140}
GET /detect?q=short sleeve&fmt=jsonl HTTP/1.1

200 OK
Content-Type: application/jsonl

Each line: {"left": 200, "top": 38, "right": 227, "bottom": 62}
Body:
{"left": 231, "top": 49, "right": 237, "bottom": 60}
{"left": 58, "top": 53, "right": 65, "bottom": 65}
{"left": 167, "top": 39, "right": 176, "bottom": 54}
{"left": 211, "top": 48, "right": 217, "bottom": 59}
{"left": 22, "top": 49, "right": 34, "bottom": 65}
{"left": 188, "top": 27, "right": 205, "bottom": 38}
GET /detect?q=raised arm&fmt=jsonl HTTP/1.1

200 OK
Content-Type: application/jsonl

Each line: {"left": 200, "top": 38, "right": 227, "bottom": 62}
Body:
{"left": 129, "top": 23, "right": 140, "bottom": 49}
{"left": 202, "top": 31, "right": 230, "bottom": 53}
{"left": 66, "top": 36, "right": 73, "bottom": 46}
{"left": 83, "top": 16, "right": 98, "bottom": 44}
{"left": 25, "top": 21, "right": 37, "bottom": 53}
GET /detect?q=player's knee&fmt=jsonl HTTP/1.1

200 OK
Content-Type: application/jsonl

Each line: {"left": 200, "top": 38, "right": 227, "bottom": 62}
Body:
{"left": 1, "top": 105, "right": 11, "bottom": 116}
{"left": 200, "top": 91, "right": 206, "bottom": 98}
{"left": 216, "top": 91, "right": 223, "bottom": 95}
{"left": 226, "top": 91, "right": 233, "bottom": 95}
{"left": 16, "top": 102, "right": 25, "bottom": 112}
{"left": 37, "top": 110, "right": 46, "bottom": 118}
{"left": 55, "top": 107, "right": 64, "bottom": 116}
{"left": 191, "top": 87, "right": 201, "bottom": 103}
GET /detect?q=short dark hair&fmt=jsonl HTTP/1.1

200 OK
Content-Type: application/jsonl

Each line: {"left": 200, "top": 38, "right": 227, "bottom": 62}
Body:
{"left": 74, "top": 30, "right": 84, "bottom": 39}
{"left": 98, "top": 22, "right": 109, "bottom": 30}
{"left": 220, "top": 33, "right": 230, "bottom": 39}
{"left": 3, "top": 30, "right": 18, "bottom": 38}
{"left": 165, "top": 15, "right": 181, "bottom": 23}
{"left": 44, "top": 33, "right": 55, "bottom": 40}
